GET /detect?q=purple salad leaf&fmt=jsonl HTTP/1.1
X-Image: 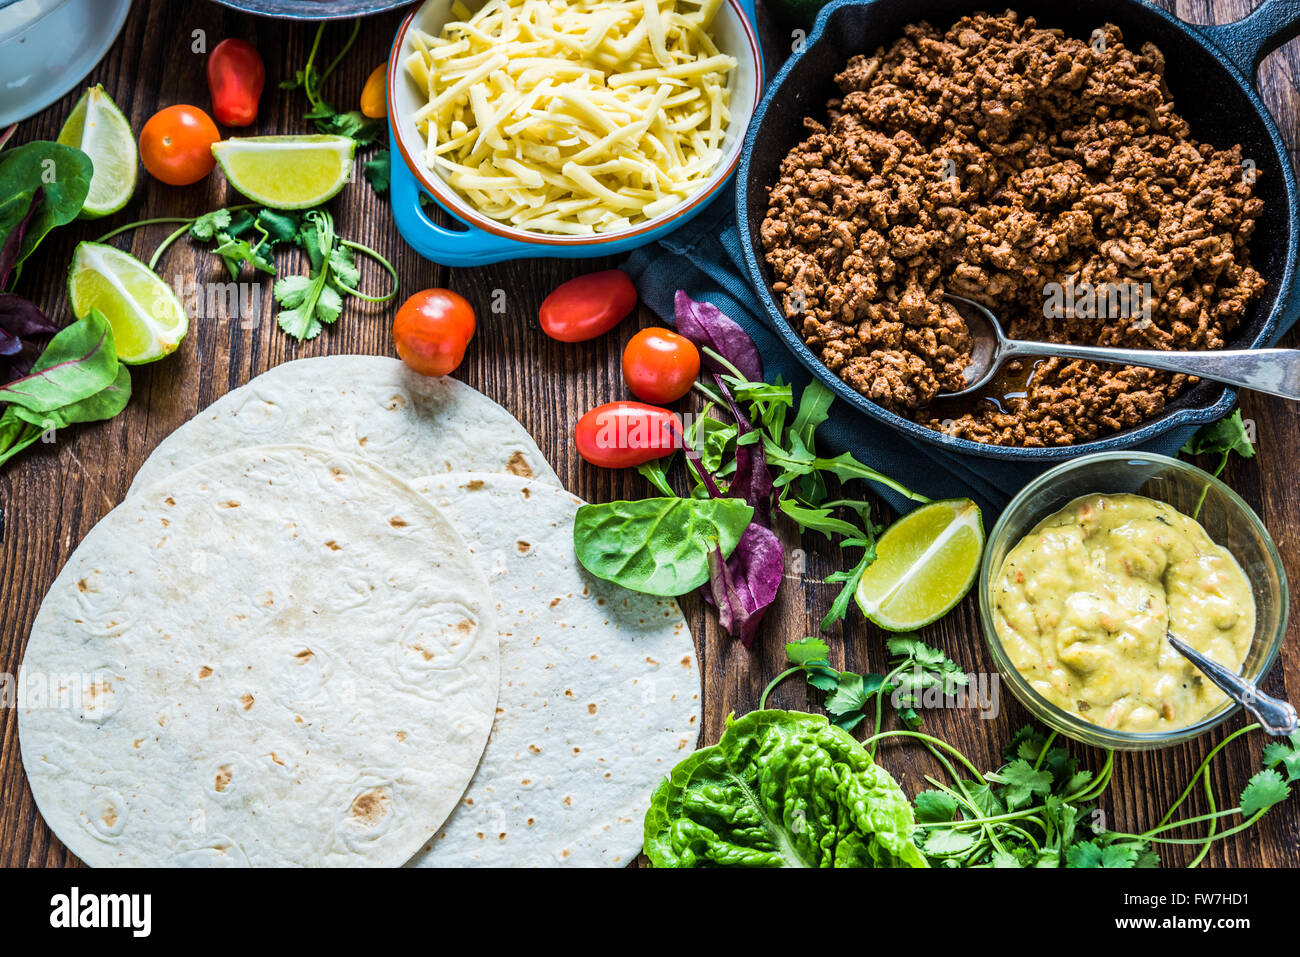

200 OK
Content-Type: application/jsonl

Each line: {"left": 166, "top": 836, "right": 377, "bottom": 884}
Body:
{"left": 716, "top": 373, "right": 774, "bottom": 520}
{"left": 674, "top": 290, "right": 764, "bottom": 383}
{"left": 0, "top": 293, "right": 56, "bottom": 338}
{"left": 0, "top": 340, "right": 40, "bottom": 384}
{"left": 0, "top": 186, "right": 44, "bottom": 290}
{"left": 707, "top": 523, "right": 784, "bottom": 647}
{"left": 0, "top": 188, "right": 56, "bottom": 383}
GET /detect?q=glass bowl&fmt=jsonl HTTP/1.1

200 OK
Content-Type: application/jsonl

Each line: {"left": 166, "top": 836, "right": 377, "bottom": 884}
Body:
{"left": 979, "top": 451, "right": 1288, "bottom": 750}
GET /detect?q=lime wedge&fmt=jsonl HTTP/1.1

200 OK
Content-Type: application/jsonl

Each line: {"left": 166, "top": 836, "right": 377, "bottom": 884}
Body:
{"left": 855, "top": 498, "right": 984, "bottom": 631}
{"left": 211, "top": 135, "right": 355, "bottom": 209}
{"left": 68, "top": 242, "right": 188, "bottom": 365}
{"left": 58, "top": 85, "right": 138, "bottom": 219}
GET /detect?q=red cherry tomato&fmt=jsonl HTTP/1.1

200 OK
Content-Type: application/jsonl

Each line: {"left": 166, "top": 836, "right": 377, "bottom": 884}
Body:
{"left": 393, "top": 289, "right": 476, "bottom": 377}
{"left": 139, "top": 105, "right": 220, "bottom": 186}
{"left": 207, "top": 39, "right": 265, "bottom": 127}
{"left": 539, "top": 269, "right": 637, "bottom": 342}
{"left": 575, "top": 402, "right": 682, "bottom": 469}
{"left": 622, "top": 327, "right": 701, "bottom": 404}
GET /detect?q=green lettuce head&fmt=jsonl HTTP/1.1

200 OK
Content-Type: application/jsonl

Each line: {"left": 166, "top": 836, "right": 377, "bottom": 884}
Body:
{"left": 644, "top": 709, "right": 927, "bottom": 867}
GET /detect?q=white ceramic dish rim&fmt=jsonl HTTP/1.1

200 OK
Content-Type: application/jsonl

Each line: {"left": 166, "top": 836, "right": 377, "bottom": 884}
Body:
{"left": 0, "top": 0, "right": 132, "bottom": 127}
{"left": 387, "top": 0, "right": 762, "bottom": 246}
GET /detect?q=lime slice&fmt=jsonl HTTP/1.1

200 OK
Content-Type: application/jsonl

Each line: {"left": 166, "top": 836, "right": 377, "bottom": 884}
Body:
{"left": 212, "top": 135, "right": 356, "bottom": 209}
{"left": 58, "top": 85, "right": 138, "bottom": 219}
{"left": 68, "top": 242, "right": 188, "bottom": 365}
{"left": 855, "top": 498, "right": 984, "bottom": 631}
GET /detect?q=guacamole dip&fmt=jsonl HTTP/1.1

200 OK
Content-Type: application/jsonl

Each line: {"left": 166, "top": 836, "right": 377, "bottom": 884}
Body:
{"left": 993, "top": 493, "right": 1254, "bottom": 733}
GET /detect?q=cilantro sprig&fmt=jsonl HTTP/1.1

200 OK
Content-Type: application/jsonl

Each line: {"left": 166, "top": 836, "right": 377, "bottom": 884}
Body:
{"left": 281, "top": 19, "right": 384, "bottom": 147}
{"left": 95, "top": 206, "right": 397, "bottom": 343}
{"left": 763, "top": 633, "right": 1297, "bottom": 867}
{"left": 760, "top": 634, "right": 965, "bottom": 736}
{"left": 1179, "top": 408, "right": 1256, "bottom": 516}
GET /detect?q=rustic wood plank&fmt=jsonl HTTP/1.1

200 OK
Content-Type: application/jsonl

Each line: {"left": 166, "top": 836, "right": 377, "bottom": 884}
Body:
{"left": 0, "top": 0, "right": 1296, "bottom": 869}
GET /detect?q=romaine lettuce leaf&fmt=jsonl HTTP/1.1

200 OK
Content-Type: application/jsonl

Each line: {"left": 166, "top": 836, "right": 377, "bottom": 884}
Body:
{"left": 644, "top": 709, "right": 927, "bottom": 867}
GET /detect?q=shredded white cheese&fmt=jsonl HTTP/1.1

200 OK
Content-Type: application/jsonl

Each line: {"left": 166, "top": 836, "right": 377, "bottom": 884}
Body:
{"left": 407, "top": 0, "right": 737, "bottom": 235}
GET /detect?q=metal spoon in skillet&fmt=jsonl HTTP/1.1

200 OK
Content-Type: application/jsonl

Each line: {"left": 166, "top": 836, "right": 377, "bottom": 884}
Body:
{"left": 942, "top": 294, "right": 1300, "bottom": 401}
{"left": 1167, "top": 632, "right": 1297, "bottom": 736}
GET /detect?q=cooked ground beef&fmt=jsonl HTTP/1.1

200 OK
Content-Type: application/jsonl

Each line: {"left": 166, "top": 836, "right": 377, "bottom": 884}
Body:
{"left": 760, "top": 11, "right": 1266, "bottom": 446}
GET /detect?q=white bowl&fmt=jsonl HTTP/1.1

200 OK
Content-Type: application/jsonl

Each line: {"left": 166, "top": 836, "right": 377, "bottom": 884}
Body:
{"left": 387, "top": 0, "right": 762, "bottom": 249}
{"left": 0, "top": 0, "right": 132, "bottom": 127}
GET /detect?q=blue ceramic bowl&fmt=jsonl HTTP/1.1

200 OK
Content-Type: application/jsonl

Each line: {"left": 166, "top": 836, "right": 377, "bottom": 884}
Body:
{"left": 387, "top": 0, "right": 763, "bottom": 266}
{"left": 736, "top": 0, "right": 1300, "bottom": 462}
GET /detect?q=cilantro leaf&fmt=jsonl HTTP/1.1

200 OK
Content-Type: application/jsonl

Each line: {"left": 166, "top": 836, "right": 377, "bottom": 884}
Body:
{"left": 922, "top": 828, "right": 977, "bottom": 855}
{"left": 986, "top": 760, "right": 1054, "bottom": 810}
{"left": 1180, "top": 408, "right": 1255, "bottom": 472}
{"left": 824, "top": 672, "right": 869, "bottom": 717}
{"left": 1240, "top": 769, "right": 1290, "bottom": 817}
{"left": 784, "top": 637, "right": 829, "bottom": 666}
{"left": 1262, "top": 733, "right": 1300, "bottom": 783}
{"left": 364, "top": 149, "right": 391, "bottom": 194}
{"left": 913, "top": 790, "right": 957, "bottom": 823}
{"left": 190, "top": 209, "right": 232, "bottom": 242}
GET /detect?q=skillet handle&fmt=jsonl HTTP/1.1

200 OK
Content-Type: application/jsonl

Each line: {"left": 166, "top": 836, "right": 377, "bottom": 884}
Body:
{"left": 1197, "top": 0, "right": 1300, "bottom": 80}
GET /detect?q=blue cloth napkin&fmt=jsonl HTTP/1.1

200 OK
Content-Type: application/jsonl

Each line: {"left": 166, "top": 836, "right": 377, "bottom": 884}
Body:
{"left": 624, "top": 201, "right": 1205, "bottom": 518}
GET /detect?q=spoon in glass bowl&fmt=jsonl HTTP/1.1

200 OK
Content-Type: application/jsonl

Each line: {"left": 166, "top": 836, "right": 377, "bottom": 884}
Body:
{"left": 941, "top": 293, "right": 1300, "bottom": 401}
{"left": 1167, "top": 633, "right": 1297, "bottom": 736}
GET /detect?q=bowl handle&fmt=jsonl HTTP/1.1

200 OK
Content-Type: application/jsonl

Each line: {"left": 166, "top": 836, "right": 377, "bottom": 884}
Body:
{"left": 1196, "top": 0, "right": 1300, "bottom": 81}
{"left": 388, "top": 130, "right": 525, "bottom": 267}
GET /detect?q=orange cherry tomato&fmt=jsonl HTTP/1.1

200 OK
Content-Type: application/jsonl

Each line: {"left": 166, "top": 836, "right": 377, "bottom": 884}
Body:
{"left": 575, "top": 401, "right": 682, "bottom": 469}
{"left": 622, "top": 326, "right": 701, "bottom": 404}
{"left": 139, "top": 105, "right": 220, "bottom": 186}
{"left": 539, "top": 269, "right": 637, "bottom": 342}
{"left": 360, "top": 64, "right": 388, "bottom": 119}
{"left": 207, "top": 39, "right": 265, "bottom": 127}
{"left": 393, "top": 289, "right": 476, "bottom": 377}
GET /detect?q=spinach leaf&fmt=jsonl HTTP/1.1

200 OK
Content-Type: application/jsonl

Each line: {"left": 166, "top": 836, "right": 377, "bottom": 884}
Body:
{"left": 0, "top": 310, "right": 118, "bottom": 413}
{"left": 644, "top": 709, "right": 927, "bottom": 867}
{"left": 0, "top": 141, "right": 93, "bottom": 274}
{"left": 0, "top": 409, "right": 43, "bottom": 467}
{"left": 573, "top": 497, "right": 753, "bottom": 596}
{"left": 9, "top": 362, "right": 130, "bottom": 430}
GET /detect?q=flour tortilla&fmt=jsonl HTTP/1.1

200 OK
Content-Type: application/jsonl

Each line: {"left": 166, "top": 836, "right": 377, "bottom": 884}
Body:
{"left": 129, "top": 356, "right": 559, "bottom": 494}
{"left": 20, "top": 446, "right": 498, "bottom": 867}
{"left": 404, "top": 473, "right": 701, "bottom": 868}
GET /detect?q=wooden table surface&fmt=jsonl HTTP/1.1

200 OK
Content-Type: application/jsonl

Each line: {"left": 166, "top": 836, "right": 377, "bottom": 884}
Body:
{"left": 2, "top": 0, "right": 1298, "bottom": 868}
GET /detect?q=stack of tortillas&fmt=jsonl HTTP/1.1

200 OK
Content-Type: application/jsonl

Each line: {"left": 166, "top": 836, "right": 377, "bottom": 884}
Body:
{"left": 18, "top": 356, "right": 700, "bottom": 867}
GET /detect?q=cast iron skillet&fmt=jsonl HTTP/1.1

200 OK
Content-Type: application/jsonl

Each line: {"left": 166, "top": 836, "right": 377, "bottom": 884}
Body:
{"left": 737, "top": 0, "right": 1300, "bottom": 461}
